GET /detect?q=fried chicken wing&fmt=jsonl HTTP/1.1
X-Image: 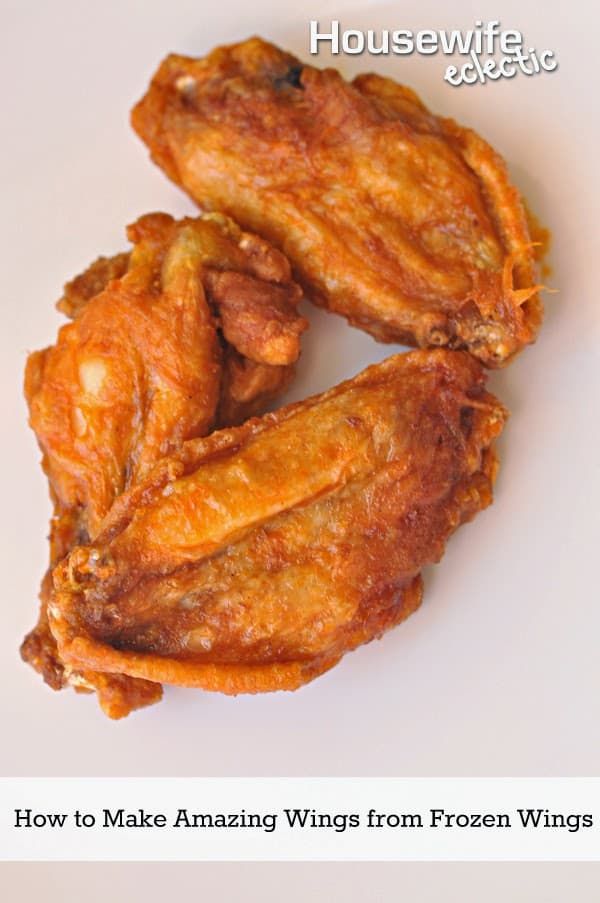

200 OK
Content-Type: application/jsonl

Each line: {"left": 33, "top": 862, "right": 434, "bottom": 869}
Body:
{"left": 49, "top": 350, "right": 506, "bottom": 705}
{"left": 132, "top": 37, "right": 542, "bottom": 366}
{"left": 28, "top": 214, "right": 225, "bottom": 540}
{"left": 22, "top": 211, "right": 305, "bottom": 717}
{"left": 55, "top": 217, "right": 305, "bottom": 420}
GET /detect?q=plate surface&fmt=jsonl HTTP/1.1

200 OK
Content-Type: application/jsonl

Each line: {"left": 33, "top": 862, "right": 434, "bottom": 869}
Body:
{"left": 1, "top": 0, "right": 598, "bottom": 785}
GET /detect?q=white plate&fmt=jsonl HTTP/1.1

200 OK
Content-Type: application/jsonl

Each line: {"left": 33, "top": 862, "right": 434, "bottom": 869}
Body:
{"left": 1, "top": 0, "right": 598, "bottom": 789}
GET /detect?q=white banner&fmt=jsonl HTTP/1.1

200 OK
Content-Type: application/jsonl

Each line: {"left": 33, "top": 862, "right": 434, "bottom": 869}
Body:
{"left": 1, "top": 778, "right": 599, "bottom": 861}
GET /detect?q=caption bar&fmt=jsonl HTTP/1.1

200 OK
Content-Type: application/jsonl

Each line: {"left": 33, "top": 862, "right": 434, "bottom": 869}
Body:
{"left": 1, "top": 777, "right": 599, "bottom": 861}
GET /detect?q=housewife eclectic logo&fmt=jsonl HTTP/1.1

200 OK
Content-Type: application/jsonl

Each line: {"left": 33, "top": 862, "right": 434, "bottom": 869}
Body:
{"left": 309, "top": 20, "right": 558, "bottom": 85}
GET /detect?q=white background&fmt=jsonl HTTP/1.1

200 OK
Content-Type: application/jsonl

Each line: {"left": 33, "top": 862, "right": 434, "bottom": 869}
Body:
{"left": 1, "top": 0, "right": 599, "bottom": 895}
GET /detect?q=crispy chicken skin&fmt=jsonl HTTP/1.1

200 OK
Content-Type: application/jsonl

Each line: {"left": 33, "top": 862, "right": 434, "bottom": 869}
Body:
{"left": 27, "top": 214, "right": 226, "bottom": 541}
{"left": 217, "top": 345, "right": 295, "bottom": 427}
{"left": 55, "top": 217, "right": 305, "bottom": 425}
{"left": 57, "top": 252, "right": 131, "bottom": 320}
{"left": 49, "top": 350, "right": 506, "bottom": 705}
{"left": 22, "top": 211, "right": 305, "bottom": 718}
{"left": 132, "top": 37, "right": 543, "bottom": 366}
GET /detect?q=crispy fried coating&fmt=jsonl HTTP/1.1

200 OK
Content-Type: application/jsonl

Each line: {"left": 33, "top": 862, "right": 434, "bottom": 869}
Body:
{"left": 49, "top": 350, "right": 506, "bottom": 706}
{"left": 132, "top": 37, "right": 543, "bottom": 366}
{"left": 22, "top": 211, "right": 305, "bottom": 718}
{"left": 55, "top": 250, "right": 296, "bottom": 428}
{"left": 217, "top": 346, "right": 295, "bottom": 427}
{"left": 54, "top": 220, "right": 305, "bottom": 421}
{"left": 57, "top": 252, "right": 131, "bottom": 319}
{"left": 27, "top": 213, "right": 226, "bottom": 539}
{"left": 205, "top": 268, "right": 303, "bottom": 366}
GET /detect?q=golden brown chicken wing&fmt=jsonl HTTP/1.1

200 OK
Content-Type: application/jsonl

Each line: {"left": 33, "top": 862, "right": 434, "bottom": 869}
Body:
{"left": 22, "top": 210, "right": 305, "bottom": 717}
{"left": 55, "top": 216, "right": 305, "bottom": 423}
{"left": 132, "top": 36, "right": 542, "bottom": 366}
{"left": 49, "top": 350, "right": 506, "bottom": 706}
